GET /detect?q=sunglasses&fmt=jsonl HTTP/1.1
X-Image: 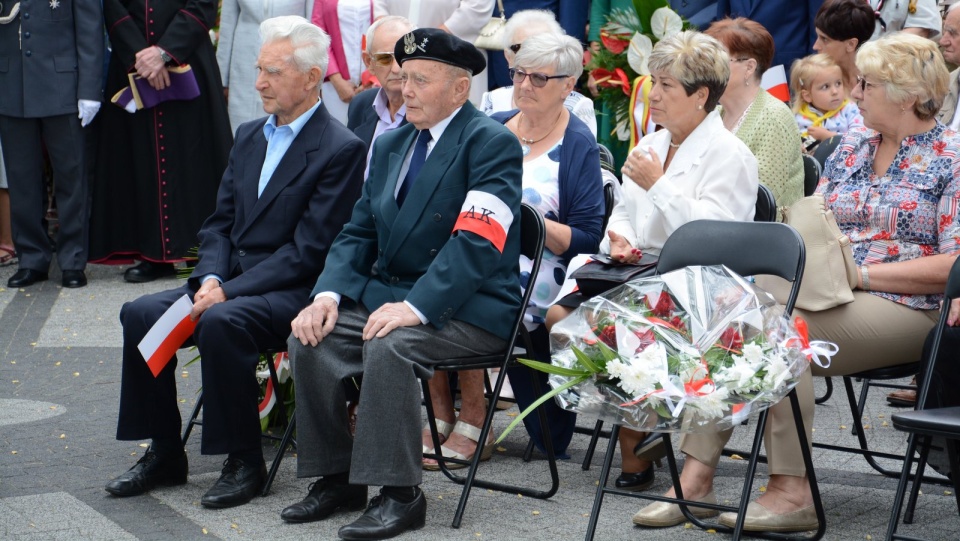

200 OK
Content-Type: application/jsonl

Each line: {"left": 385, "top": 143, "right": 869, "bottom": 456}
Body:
{"left": 371, "top": 52, "right": 395, "bottom": 66}
{"left": 509, "top": 68, "right": 569, "bottom": 88}
{"left": 508, "top": 43, "right": 522, "bottom": 54}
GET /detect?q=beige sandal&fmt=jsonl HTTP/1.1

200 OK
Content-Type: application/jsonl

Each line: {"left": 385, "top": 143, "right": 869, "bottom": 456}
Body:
{"left": 423, "top": 420, "right": 493, "bottom": 471}
{"left": 422, "top": 418, "right": 455, "bottom": 453}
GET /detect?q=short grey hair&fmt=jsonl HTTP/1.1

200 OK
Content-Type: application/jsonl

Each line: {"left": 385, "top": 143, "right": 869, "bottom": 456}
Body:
{"left": 648, "top": 30, "right": 730, "bottom": 112}
{"left": 513, "top": 33, "right": 584, "bottom": 80}
{"left": 365, "top": 15, "right": 415, "bottom": 53}
{"left": 856, "top": 33, "right": 949, "bottom": 121}
{"left": 503, "top": 9, "right": 563, "bottom": 49}
{"left": 259, "top": 16, "right": 331, "bottom": 78}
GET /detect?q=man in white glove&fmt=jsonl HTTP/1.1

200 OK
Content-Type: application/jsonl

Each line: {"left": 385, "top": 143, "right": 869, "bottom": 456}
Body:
{"left": 78, "top": 100, "right": 101, "bottom": 128}
{"left": 0, "top": 0, "right": 103, "bottom": 288}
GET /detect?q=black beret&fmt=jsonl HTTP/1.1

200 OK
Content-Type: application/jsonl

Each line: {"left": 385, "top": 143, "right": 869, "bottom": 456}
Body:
{"left": 394, "top": 28, "right": 486, "bottom": 76}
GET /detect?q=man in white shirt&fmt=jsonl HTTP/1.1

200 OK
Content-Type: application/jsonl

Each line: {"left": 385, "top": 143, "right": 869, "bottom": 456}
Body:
{"left": 938, "top": 4, "right": 960, "bottom": 129}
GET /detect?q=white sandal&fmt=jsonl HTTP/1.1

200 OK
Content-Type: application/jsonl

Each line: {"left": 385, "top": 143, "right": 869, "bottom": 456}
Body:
{"left": 423, "top": 420, "right": 493, "bottom": 471}
{"left": 422, "top": 418, "right": 455, "bottom": 453}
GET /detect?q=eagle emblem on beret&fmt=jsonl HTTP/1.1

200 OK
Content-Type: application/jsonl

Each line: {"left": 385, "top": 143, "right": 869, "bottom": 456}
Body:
{"left": 404, "top": 32, "right": 417, "bottom": 54}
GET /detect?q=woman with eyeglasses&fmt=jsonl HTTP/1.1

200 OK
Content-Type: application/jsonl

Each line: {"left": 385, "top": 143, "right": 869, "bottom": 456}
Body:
{"left": 705, "top": 17, "right": 804, "bottom": 216}
{"left": 544, "top": 30, "right": 759, "bottom": 496}
{"left": 654, "top": 33, "right": 960, "bottom": 535}
{"left": 479, "top": 9, "right": 597, "bottom": 137}
{"left": 422, "top": 32, "right": 605, "bottom": 469}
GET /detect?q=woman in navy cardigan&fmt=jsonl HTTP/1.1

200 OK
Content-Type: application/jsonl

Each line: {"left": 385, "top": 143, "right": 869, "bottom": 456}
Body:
{"left": 422, "top": 32, "right": 604, "bottom": 468}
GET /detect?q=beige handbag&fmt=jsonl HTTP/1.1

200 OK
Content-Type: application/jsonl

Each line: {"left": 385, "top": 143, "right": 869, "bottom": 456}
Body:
{"left": 474, "top": 0, "right": 506, "bottom": 50}
{"left": 756, "top": 194, "right": 859, "bottom": 311}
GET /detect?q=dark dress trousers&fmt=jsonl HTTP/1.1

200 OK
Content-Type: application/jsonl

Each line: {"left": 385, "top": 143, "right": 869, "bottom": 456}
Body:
{"left": 0, "top": 0, "right": 104, "bottom": 272}
{"left": 115, "top": 104, "right": 365, "bottom": 454}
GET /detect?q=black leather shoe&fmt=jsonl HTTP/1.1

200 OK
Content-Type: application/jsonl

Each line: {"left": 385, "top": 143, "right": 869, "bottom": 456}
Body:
{"left": 61, "top": 270, "right": 87, "bottom": 288}
{"left": 123, "top": 261, "right": 176, "bottom": 283}
{"left": 105, "top": 449, "right": 188, "bottom": 497}
{"left": 338, "top": 488, "right": 426, "bottom": 540}
{"left": 8, "top": 268, "right": 48, "bottom": 288}
{"left": 281, "top": 479, "right": 368, "bottom": 523}
{"left": 200, "top": 457, "right": 266, "bottom": 509}
{"left": 615, "top": 466, "right": 655, "bottom": 492}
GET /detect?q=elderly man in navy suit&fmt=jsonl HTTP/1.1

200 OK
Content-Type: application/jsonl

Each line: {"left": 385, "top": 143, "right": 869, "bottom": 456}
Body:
{"left": 104, "top": 16, "right": 365, "bottom": 509}
{"left": 282, "top": 28, "right": 523, "bottom": 540}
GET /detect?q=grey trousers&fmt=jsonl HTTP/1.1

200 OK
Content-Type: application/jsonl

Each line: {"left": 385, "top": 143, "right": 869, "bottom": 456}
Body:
{"left": 289, "top": 303, "right": 506, "bottom": 487}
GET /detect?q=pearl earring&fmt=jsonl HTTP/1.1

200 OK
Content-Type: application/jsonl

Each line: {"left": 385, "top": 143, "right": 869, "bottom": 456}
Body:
{"left": 697, "top": 104, "right": 703, "bottom": 110}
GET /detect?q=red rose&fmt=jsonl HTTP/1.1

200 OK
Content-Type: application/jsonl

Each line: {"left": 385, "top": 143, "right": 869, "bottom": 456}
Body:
{"left": 934, "top": 141, "right": 947, "bottom": 155}
{"left": 597, "top": 325, "right": 617, "bottom": 349}
{"left": 828, "top": 193, "right": 839, "bottom": 203}
{"left": 669, "top": 316, "right": 686, "bottom": 332}
{"left": 600, "top": 29, "right": 629, "bottom": 54}
{"left": 719, "top": 328, "right": 744, "bottom": 351}
{"left": 872, "top": 230, "right": 891, "bottom": 240}
{"left": 845, "top": 154, "right": 856, "bottom": 167}
{"left": 887, "top": 245, "right": 900, "bottom": 256}
{"left": 852, "top": 190, "right": 860, "bottom": 201}
{"left": 941, "top": 214, "right": 953, "bottom": 232}
{"left": 899, "top": 201, "right": 918, "bottom": 211}
{"left": 921, "top": 244, "right": 935, "bottom": 256}
{"left": 651, "top": 291, "right": 675, "bottom": 317}
{"left": 898, "top": 159, "right": 909, "bottom": 170}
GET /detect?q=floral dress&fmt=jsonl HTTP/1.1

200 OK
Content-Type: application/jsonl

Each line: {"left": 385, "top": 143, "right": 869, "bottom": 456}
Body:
{"left": 816, "top": 123, "right": 960, "bottom": 310}
{"left": 520, "top": 140, "right": 565, "bottom": 330}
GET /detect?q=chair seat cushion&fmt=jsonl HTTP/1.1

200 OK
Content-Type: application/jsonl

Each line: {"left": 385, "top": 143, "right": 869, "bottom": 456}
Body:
{"left": 892, "top": 406, "right": 960, "bottom": 438}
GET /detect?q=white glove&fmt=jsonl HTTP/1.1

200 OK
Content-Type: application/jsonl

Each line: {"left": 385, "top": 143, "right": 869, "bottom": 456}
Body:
{"left": 78, "top": 99, "right": 101, "bottom": 127}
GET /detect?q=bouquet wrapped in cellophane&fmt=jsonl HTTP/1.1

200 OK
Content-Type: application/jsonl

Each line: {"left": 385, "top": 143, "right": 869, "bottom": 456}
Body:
{"left": 499, "top": 266, "right": 819, "bottom": 441}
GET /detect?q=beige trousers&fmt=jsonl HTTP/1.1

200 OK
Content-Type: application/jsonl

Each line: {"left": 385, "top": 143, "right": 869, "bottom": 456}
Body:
{"left": 680, "top": 292, "right": 938, "bottom": 477}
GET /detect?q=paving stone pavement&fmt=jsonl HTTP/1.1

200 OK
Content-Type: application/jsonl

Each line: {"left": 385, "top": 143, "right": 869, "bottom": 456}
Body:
{"left": 0, "top": 263, "right": 957, "bottom": 540}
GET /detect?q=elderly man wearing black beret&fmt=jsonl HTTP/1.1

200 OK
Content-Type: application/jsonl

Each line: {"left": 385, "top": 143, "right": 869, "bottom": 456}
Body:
{"left": 281, "top": 28, "right": 524, "bottom": 540}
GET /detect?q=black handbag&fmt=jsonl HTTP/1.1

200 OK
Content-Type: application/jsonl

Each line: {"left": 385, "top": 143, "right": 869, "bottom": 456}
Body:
{"left": 571, "top": 253, "right": 659, "bottom": 298}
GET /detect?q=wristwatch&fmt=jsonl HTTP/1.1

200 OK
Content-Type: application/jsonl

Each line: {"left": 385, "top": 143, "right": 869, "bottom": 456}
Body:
{"left": 158, "top": 48, "right": 172, "bottom": 63}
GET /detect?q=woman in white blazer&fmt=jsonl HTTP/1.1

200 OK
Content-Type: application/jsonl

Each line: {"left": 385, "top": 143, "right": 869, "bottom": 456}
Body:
{"left": 217, "top": 0, "right": 314, "bottom": 130}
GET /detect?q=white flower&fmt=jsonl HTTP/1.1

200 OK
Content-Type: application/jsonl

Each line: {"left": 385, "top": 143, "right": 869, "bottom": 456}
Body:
{"left": 741, "top": 343, "right": 764, "bottom": 364}
{"left": 627, "top": 33, "right": 653, "bottom": 75}
{"left": 762, "top": 353, "right": 791, "bottom": 390}
{"left": 693, "top": 387, "right": 730, "bottom": 419}
{"left": 650, "top": 7, "right": 683, "bottom": 40}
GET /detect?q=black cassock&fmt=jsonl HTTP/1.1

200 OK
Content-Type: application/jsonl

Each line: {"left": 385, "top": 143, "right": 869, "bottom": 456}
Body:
{"left": 90, "top": 0, "right": 233, "bottom": 264}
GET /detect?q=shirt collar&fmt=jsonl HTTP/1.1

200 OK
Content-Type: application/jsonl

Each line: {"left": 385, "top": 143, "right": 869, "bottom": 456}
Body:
{"left": 424, "top": 106, "right": 462, "bottom": 144}
{"left": 263, "top": 98, "right": 322, "bottom": 140}
{"left": 373, "top": 88, "right": 406, "bottom": 124}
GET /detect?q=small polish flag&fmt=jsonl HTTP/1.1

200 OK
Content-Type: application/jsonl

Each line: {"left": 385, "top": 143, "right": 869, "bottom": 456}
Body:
{"left": 761, "top": 64, "right": 790, "bottom": 103}
{"left": 257, "top": 352, "right": 288, "bottom": 420}
{"left": 137, "top": 294, "right": 197, "bottom": 378}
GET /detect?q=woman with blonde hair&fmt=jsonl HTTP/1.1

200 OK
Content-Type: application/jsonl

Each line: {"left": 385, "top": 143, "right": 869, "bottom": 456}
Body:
{"left": 635, "top": 33, "right": 960, "bottom": 534}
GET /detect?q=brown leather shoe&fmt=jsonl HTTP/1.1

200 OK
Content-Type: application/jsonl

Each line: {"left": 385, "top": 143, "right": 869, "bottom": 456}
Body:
{"left": 887, "top": 389, "right": 917, "bottom": 407}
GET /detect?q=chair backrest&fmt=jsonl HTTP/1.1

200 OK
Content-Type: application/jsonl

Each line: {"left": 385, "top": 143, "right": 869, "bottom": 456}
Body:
{"left": 915, "top": 256, "right": 960, "bottom": 411}
{"left": 802, "top": 154, "right": 822, "bottom": 197}
{"left": 601, "top": 182, "right": 615, "bottom": 232}
{"left": 755, "top": 183, "right": 777, "bottom": 223}
{"left": 598, "top": 143, "right": 617, "bottom": 177}
{"left": 812, "top": 134, "right": 842, "bottom": 169}
{"left": 656, "top": 220, "right": 806, "bottom": 313}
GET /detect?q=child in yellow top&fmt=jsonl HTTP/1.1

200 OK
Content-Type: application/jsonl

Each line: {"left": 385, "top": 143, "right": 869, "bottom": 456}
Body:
{"left": 791, "top": 54, "right": 863, "bottom": 152}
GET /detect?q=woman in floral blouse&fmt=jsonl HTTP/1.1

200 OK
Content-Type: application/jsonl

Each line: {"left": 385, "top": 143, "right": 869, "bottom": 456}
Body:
{"left": 655, "top": 34, "right": 960, "bottom": 534}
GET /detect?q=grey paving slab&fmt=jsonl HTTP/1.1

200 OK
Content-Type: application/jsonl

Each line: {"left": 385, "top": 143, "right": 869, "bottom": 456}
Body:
{"left": 0, "top": 260, "right": 958, "bottom": 540}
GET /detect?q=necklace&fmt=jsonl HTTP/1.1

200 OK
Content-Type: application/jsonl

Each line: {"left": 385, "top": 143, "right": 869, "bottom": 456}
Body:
{"left": 517, "top": 111, "right": 563, "bottom": 156}
{"left": 669, "top": 140, "right": 681, "bottom": 149}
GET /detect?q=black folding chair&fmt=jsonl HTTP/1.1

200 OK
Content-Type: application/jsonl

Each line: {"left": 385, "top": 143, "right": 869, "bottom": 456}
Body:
{"left": 182, "top": 349, "right": 296, "bottom": 496}
{"left": 755, "top": 184, "right": 777, "bottom": 223}
{"left": 598, "top": 143, "right": 617, "bottom": 179}
{"left": 421, "top": 203, "right": 559, "bottom": 528}
{"left": 812, "top": 135, "right": 842, "bottom": 170}
{"left": 886, "top": 256, "right": 960, "bottom": 540}
{"left": 584, "top": 219, "right": 826, "bottom": 541}
{"left": 802, "top": 154, "right": 822, "bottom": 197}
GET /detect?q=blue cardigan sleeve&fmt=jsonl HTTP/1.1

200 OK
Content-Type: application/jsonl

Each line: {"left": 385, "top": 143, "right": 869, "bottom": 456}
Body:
{"left": 491, "top": 110, "right": 604, "bottom": 262}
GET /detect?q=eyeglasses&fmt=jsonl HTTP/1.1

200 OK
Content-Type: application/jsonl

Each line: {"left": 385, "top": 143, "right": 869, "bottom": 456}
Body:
{"left": 856, "top": 75, "right": 879, "bottom": 92}
{"left": 371, "top": 52, "right": 395, "bottom": 66}
{"left": 509, "top": 68, "right": 569, "bottom": 88}
{"left": 730, "top": 57, "right": 751, "bottom": 63}
{"left": 508, "top": 43, "right": 522, "bottom": 54}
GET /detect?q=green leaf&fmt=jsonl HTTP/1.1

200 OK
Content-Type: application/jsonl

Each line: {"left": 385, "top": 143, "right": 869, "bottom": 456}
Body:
{"left": 633, "top": 0, "right": 669, "bottom": 32}
{"left": 495, "top": 375, "right": 589, "bottom": 444}
{"left": 516, "top": 357, "right": 593, "bottom": 377}
{"left": 596, "top": 340, "right": 619, "bottom": 362}
{"left": 571, "top": 346, "right": 602, "bottom": 373}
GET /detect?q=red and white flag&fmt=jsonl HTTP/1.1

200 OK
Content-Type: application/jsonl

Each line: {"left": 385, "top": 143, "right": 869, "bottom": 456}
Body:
{"left": 762, "top": 64, "right": 789, "bottom": 103}
{"left": 137, "top": 294, "right": 197, "bottom": 377}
